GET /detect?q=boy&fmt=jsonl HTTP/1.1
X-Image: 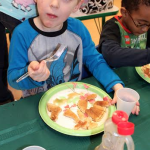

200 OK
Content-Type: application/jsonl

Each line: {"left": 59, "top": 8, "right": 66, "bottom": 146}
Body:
{"left": 98, "top": 0, "right": 150, "bottom": 68}
{"left": 8, "top": 0, "right": 139, "bottom": 114}
{"left": 0, "top": 1, "right": 37, "bottom": 104}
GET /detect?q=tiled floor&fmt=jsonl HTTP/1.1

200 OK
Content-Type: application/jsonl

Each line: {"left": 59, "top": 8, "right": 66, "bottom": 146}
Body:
{"left": 7, "top": 0, "right": 121, "bottom": 100}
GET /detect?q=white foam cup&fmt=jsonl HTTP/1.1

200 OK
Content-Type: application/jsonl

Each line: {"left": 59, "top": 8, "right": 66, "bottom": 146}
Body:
{"left": 23, "top": 146, "right": 46, "bottom": 150}
{"left": 116, "top": 88, "right": 140, "bottom": 116}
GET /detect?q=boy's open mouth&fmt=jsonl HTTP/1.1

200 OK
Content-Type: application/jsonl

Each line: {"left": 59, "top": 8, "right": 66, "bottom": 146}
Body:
{"left": 47, "top": 13, "right": 57, "bottom": 19}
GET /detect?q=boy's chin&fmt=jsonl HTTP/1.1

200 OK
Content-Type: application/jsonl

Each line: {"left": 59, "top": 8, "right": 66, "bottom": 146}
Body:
{"left": 133, "top": 33, "right": 140, "bottom": 36}
{"left": 132, "top": 32, "right": 144, "bottom": 36}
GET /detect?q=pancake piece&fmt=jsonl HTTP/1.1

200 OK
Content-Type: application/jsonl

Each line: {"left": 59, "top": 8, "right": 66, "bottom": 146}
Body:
{"left": 86, "top": 94, "right": 97, "bottom": 100}
{"left": 74, "top": 120, "right": 88, "bottom": 130}
{"left": 85, "top": 105, "right": 106, "bottom": 122}
{"left": 94, "top": 100, "right": 109, "bottom": 107}
{"left": 91, "top": 105, "right": 106, "bottom": 122}
{"left": 77, "top": 109, "right": 85, "bottom": 121}
{"left": 142, "top": 64, "right": 150, "bottom": 78}
{"left": 88, "top": 121, "right": 98, "bottom": 129}
{"left": 85, "top": 108, "right": 98, "bottom": 122}
{"left": 47, "top": 103, "right": 62, "bottom": 121}
{"left": 77, "top": 99, "right": 87, "bottom": 113}
{"left": 64, "top": 109, "right": 79, "bottom": 123}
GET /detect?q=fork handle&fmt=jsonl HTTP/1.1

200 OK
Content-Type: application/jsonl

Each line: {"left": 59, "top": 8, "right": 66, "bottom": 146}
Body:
{"left": 16, "top": 72, "right": 29, "bottom": 83}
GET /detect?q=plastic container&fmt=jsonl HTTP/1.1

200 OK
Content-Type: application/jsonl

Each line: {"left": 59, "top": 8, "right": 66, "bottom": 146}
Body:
{"left": 116, "top": 88, "right": 140, "bottom": 116}
{"left": 94, "top": 110, "right": 135, "bottom": 150}
{"left": 22, "top": 146, "right": 46, "bottom": 150}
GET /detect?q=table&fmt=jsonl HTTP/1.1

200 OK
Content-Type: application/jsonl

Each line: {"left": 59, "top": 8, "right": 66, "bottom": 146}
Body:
{"left": 0, "top": 67, "right": 150, "bottom": 150}
{"left": 71, "top": 6, "right": 119, "bottom": 34}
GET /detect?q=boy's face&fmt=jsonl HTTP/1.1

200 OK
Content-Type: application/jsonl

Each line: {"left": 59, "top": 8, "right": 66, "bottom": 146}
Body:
{"left": 34, "top": 0, "right": 82, "bottom": 31}
{"left": 121, "top": 4, "right": 150, "bottom": 36}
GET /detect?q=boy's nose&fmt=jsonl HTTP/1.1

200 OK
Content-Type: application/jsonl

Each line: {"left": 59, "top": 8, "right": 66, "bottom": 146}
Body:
{"left": 50, "top": 0, "right": 59, "bottom": 8}
{"left": 141, "top": 26, "right": 149, "bottom": 32}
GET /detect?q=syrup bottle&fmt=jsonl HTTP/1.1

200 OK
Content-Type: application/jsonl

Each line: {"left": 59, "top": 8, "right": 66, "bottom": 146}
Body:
{"left": 95, "top": 110, "right": 135, "bottom": 150}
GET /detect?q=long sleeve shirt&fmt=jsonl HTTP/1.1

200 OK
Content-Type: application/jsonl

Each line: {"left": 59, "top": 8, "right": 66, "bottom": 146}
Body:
{"left": 8, "top": 17, "right": 123, "bottom": 97}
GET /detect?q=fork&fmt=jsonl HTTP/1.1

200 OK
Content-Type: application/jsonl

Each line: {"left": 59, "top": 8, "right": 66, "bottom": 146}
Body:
{"left": 16, "top": 43, "right": 67, "bottom": 83}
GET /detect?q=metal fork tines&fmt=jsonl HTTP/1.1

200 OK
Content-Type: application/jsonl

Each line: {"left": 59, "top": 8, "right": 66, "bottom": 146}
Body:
{"left": 16, "top": 43, "right": 67, "bottom": 83}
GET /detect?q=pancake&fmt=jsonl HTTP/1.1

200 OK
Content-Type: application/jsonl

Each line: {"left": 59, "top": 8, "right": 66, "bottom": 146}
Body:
{"left": 47, "top": 103, "right": 62, "bottom": 121}
{"left": 64, "top": 109, "right": 79, "bottom": 123}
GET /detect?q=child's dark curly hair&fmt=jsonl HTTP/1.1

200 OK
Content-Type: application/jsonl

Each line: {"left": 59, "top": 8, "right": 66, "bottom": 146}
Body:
{"left": 122, "top": 0, "right": 150, "bottom": 12}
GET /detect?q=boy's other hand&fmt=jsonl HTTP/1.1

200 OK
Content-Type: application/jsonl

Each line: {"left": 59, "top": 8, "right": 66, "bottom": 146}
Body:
{"left": 111, "top": 84, "right": 140, "bottom": 115}
{"left": 111, "top": 83, "right": 123, "bottom": 104}
{"left": 131, "top": 101, "right": 140, "bottom": 115}
{"left": 28, "top": 60, "right": 50, "bottom": 82}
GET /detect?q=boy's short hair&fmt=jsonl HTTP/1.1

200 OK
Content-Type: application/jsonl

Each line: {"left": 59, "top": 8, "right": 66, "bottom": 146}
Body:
{"left": 121, "top": 0, "right": 150, "bottom": 12}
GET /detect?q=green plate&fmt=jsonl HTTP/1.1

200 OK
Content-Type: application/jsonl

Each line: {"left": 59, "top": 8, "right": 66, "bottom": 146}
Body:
{"left": 135, "top": 66, "right": 150, "bottom": 83}
{"left": 39, "top": 82, "right": 116, "bottom": 136}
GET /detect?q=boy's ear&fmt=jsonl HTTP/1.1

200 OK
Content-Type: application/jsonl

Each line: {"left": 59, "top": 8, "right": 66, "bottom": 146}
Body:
{"left": 120, "top": 7, "right": 128, "bottom": 17}
{"left": 72, "top": 0, "right": 84, "bottom": 13}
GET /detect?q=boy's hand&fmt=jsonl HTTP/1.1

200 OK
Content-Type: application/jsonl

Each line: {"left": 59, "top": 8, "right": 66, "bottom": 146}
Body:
{"left": 111, "top": 83, "right": 123, "bottom": 104}
{"left": 28, "top": 60, "right": 50, "bottom": 82}
{"left": 112, "top": 83, "right": 140, "bottom": 115}
{"left": 131, "top": 101, "right": 140, "bottom": 115}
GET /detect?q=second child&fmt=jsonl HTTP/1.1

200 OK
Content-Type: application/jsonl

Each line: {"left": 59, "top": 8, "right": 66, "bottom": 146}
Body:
{"left": 98, "top": 0, "right": 150, "bottom": 68}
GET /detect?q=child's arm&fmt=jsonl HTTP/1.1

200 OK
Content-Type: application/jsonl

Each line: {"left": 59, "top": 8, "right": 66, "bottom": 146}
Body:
{"left": 101, "top": 40, "right": 150, "bottom": 68}
{"left": 7, "top": 23, "right": 47, "bottom": 90}
{"left": 74, "top": 19, "right": 124, "bottom": 93}
{"left": 76, "top": 19, "right": 139, "bottom": 115}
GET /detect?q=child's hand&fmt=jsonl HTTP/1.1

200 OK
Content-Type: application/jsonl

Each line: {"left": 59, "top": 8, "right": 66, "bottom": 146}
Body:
{"left": 111, "top": 83, "right": 123, "bottom": 104}
{"left": 28, "top": 60, "right": 50, "bottom": 82}
{"left": 131, "top": 101, "right": 140, "bottom": 115}
{"left": 112, "top": 84, "right": 140, "bottom": 115}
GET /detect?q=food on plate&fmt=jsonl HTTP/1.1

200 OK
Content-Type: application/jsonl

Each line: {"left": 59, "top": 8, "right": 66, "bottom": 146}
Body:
{"left": 47, "top": 103, "right": 62, "bottom": 121}
{"left": 53, "top": 98, "right": 67, "bottom": 106}
{"left": 74, "top": 117, "right": 98, "bottom": 130}
{"left": 85, "top": 108, "right": 98, "bottom": 122}
{"left": 86, "top": 93, "right": 97, "bottom": 100}
{"left": 94, "top": 100, "right": 109, "bottom": 107}
{"left": 77, "top": 109, "right": 85, "bottom": 121}
{"left": 74, "top": 120, "right": 88, "bottom": 130}
{"left": 141, "top": 64, "right": 150, "bottom": 78}
{"left": 67, "top": 92, "right": 80, "bottom": 98}
{"left": 53, "top": 93, "right": 80, "bottom": 106}
{"left": 47, "top": 88, "right": 111, "bottom": 130}
{"left": 88, "top": 121, "right": 98, "bottom": 129}
{"left": 91, "top": 105, "right": 106, "bottom": 121}
{"left": 64, "top": 109, "right": 79, "bottom": 123}
{"left": 85, "top": 105, "right": 106, "bottom": 122}
{"left": 77, "top": 99, "right": 88, "bottom": 113}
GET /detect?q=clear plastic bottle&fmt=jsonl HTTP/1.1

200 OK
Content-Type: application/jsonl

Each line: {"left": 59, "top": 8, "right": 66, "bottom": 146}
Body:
{"left": 95, "top": 110, "right": 135, "bottom": 150}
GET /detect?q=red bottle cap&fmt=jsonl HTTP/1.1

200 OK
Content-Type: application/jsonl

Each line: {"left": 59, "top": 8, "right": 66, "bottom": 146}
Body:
{"left": 112, "top": 110, "right": 128, "bottom": 125}
{"left": 117, "top": 122, "right": 134, "bottom": 135}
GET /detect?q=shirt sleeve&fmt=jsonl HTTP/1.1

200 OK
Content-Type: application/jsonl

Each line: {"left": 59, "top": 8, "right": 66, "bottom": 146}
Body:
{"left": 98, "top": 17, "right": 121, "bottom": 53}
{"left": 7, "top": 22, "right": 45, "bottom": 90}
{"left": 75, "top": 20, "right": 124, "bottom": 93}
{"left": 101, "top": 40, "right": 150, "bottom": 68}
